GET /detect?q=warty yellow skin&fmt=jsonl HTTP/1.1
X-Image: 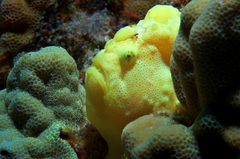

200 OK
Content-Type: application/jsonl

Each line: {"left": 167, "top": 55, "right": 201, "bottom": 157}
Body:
{"left": 85, "top": 5, "right": 181, "bottom": 159}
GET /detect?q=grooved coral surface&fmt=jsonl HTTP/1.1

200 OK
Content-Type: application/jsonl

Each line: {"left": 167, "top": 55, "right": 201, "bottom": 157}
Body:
{"left": 7, "top": 46, "right": 87, "bottom": 135}
{"left": 190, "top": 0, "right": 240, "bottom": 110}
{"left": 149, "top": 125, "right": 199, "bottom": 159}
{"left": 148, "top": 124, "right": 199, "bottom": 159}
{"left": 0, "top": 46, "right": 87, "bottom": 158}
{"left": 122, "top": 115, "right": 173, "bottom": 156}
{"left": 171, "top": 0, "right": 211, "bottom": 119}
{"left": 85, "top": 5, "right": 181, "bottom": 159}
{"left": 122, "top": 114, "right": 199, "bottom": 159}
{"left": 170, "top": 0, "right": 240, "bottom": 158}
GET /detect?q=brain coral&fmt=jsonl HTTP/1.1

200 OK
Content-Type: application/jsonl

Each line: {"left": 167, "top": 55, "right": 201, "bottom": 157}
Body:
{"left": 0, "top": 46, "right": 87, "bottom": 158}
{"left": 85, "top": 5, "right": 182, "bottom": 159}
{"left": 172, "top": 0, "right": 240, "bottom": 120}
{"left": 170, "top": 0, "right": 211, "bottom": 119}
{"left": 170, "top": 0, "right": 240, "bottom": 158}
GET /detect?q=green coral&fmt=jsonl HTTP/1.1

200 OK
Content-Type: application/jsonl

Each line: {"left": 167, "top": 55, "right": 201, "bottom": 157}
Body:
{"left": 0, "top": 46, "right": 87, "bottom": 158}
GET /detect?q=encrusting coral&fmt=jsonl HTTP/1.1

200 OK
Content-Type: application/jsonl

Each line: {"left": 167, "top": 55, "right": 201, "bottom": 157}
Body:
{"left": 122, "top": 0, "right": 191, "bottom": 19}
{"left": 0, "top": 0, "right": 56, "bottom": 90}
{"left": 186, "top": 0, "right": 240, "bottom": 158}
{"left": 171, "top": 0, "right": 210, "bottom": 120}
{"left": 123, "top": 0, "right": 159, "bottom": 19}
{"left": 172, "top": 0, "right": 240, "bottom": 134}
{"left": 0, "top": 46, "right": 88, "bottom": 158}
{"left": 85, "top": 5, "right": 183, "bottom": 159}
{"left": 6, "top": 46, "right": 87, "bottom": 135}
{"left": 122, "top": 114, "right": 199, "bottom": 159}
{"left": 0, "top": 0, "right": 56, "bottom": 56}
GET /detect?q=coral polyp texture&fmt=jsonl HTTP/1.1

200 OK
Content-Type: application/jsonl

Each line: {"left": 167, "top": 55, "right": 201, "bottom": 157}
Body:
{"left": 123, "top": 0, "right": 159, "bottom": 19}
{"left": 0, "top": 0, "right": 56, "bottom": 90}
{"left": 0, "top": 46, "right": 88, "bottom": 158}
{"left": 170, "top": 0, "right": 240, "bottom": 158}
{"left": 85, "top": 5, "right": 182, "bottom": 159}
{"left": 170, "top": 0, "right": 210, "bottom": 119}
{"left": 122, "top": 0, "right": 191, "bottom": 19}
{"left": 0, "top": 0, "right": 56, "bottom": 56}
{"left": 122, "top": 114, "right": 200, "bottom": 159}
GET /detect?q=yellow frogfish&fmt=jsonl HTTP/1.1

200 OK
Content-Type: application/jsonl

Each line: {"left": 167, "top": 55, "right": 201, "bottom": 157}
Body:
{"left": 85, "top": 5, "right": 181, "bottom": 159}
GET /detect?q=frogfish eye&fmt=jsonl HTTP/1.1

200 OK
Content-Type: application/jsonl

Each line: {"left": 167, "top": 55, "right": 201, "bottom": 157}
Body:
{"left": 122, "top": 51, "right": 135, "bottom": 62}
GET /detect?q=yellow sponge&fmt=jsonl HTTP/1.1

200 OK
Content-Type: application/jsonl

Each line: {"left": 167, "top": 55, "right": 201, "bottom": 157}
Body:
{"left": 85, "top": 5, "right": 181, "bottom": 159}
